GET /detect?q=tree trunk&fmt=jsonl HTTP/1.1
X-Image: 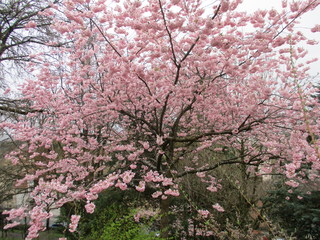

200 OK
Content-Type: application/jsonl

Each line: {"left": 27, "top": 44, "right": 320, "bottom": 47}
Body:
{"left": 160, "top": 197, "right": 171, "bottom": 239}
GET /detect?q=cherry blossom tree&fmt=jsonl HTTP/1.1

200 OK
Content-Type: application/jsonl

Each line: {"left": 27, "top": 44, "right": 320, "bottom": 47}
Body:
{"left": 2, "top": 0, "right": 320, "bottom": 239}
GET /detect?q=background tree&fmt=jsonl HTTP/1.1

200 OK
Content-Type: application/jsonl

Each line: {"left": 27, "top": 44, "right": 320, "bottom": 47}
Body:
{"left": 0, "top": 0, "right": 63, "bottom": 88}
{"left": 2, "top": 0, "right": 320, "bottom": 239}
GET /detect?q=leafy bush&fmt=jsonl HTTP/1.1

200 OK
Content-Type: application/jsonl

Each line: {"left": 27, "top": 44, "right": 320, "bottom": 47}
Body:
{"left": 99, "top": 210, "right": 160, "bottom": 240}
{"left": 74, "top": 189, "right": 162, "bottom": 240}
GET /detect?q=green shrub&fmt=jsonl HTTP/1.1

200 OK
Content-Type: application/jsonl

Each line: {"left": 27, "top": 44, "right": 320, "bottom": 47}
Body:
{"left": 99, "top": 210, "right": 161, "bottom": 240}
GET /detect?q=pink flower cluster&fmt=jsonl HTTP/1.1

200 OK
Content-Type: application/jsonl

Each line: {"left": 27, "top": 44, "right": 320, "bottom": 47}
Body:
{"left": 198, "top": 210, "right": 210, "bottom": 218}
{"left": 85, "top": 202, "right": 96, "bottom": 214}
{"left": 212, "top": 203, "right": 225, "bottom": 212}
{"left": 69, "top": 215, "right": 81, "bottom": 232}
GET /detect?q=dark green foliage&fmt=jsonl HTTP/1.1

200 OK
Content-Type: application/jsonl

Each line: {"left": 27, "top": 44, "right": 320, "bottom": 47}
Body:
{"left": 264, "top": 184, "right": 320, "bottom": 240}
{"left": 98, "top": 210, "right": 160, "bottom": 240}
{"left": 59, "top": 189, "right": 162, "bottom": 240}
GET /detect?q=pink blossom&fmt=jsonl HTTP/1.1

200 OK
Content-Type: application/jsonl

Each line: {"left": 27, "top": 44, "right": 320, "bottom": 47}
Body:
{"left": 3, "top": 207, "right": 27, "bottom": 221}
{"left": 136, "top": 181, "right": 146, "bottom": 192}
{"left": 152, "top": 191, "right": 162, "bottom": 198}
{"left": 307, "top": 40, "right": 318, "bottom": 45}
{"left": 121, "top": 171, "right": 135, "bottom": 184}
{"left": 130, "top": 164, "right": 137, "bottom": 169}
{"left": 3, "top": 221, "right": 20, "bottom": 230}
{"left": 285, "top": 163, "right": 297, "bottom": 178}
{"left": 69, "top": 215, "right": 80, "bottom": 232}
{"left": 85, "top": 202, "right": 96, "bottom": 214}
{"left": 232, "top": 129, "right": 239, "bottom": 134}
{"left": 115, "top": 182, "right": 127, "bottom": 190}
{"left": 269, "top": 9, "right": 277, "bottom": 18}
{"left": 140, "top": 141, "right": 150, "bottom": 149}
{"left": 311, "top": 24, "right": 320, "bottom": 33}
{"left": 85, "top": 192, "right": 98, "bottom": 201}
{"left": 198, "top": 210, "right": 210, "bottom": 218}
{"left": 207, "top": 185, "right": 218, "bottom": 192}
{"left": 196, "top": 172, "right": 206, "bottom": 178}
{"left": 282, "top": 0, "right": 287, "bottom": 8}
{"left": 92, "top": 5, "right": 104, "bottom": 13}
{"left": 212, "top": 203, "right": 225, "bottom": 212}
{"left": 162, "top": 177, "right": 173, "bottom": 186}
{"left": 25, "top": 21, "right": 37, "bottom": 28}
{"left": 156, "top": 135, "right": 164, "bottom": 146}
{"left": 164, "top": 189, "right": 180, "bottom": 197}
{"left": 144, "top": 170, "right": 159, "bottom": 182}
{"left": 285, "top": 180, "right": 299, "bottom": 188}
{"left": 290, "top": 2, "right": 299, "bottom": 12}
{"left": 220, "top": 1, "right": 230, "bottom": 12}
{"left": 3, "top": 88, "right": 10, "bottom": 94}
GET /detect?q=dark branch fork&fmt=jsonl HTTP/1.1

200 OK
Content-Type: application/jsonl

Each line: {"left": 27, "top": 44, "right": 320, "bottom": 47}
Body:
{"left": 0, "top": 98, "right": 43, "bottom": 115}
